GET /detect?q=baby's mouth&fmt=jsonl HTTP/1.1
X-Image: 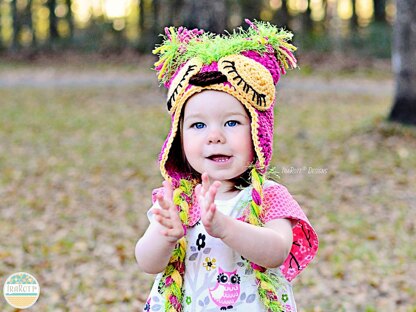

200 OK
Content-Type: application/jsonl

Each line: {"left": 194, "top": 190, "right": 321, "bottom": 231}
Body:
{"left": 207, "top": 154, "right": 231, "bottom": 162}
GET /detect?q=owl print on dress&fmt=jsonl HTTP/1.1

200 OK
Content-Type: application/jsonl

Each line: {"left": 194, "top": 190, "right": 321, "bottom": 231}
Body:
{"left": 209, "top": 267, "right": 241, "bottom": 310}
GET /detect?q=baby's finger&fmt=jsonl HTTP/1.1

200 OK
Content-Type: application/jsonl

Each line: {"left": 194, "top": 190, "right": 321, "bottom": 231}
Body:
{"left": 204, "top": 203, "right": 217, "bottom": 223}
{"left": 160, "top": 227, "right": 184, "bottom": 241}
{"left": 168, "top": 226, "right": 184, "bottom": 237}
{"left": 195, "top": 184, "right": 208, "bottom": 208}
{"left": 195, "top": 184, "right": 202, "bottom": 198}
{"left": 168, "top": 205, "right": 183, "bottom": 227}
{"left": 155, "top": 214, "right": 173, "bottom": 229}
{"left": 152, "top": 207, "right": 170, "bottom": 219}
{"left": 206, "top": 181, "right": 221, "bottom": 204}
{"left": 156, "top": 193, "right": 170, "bottom": 210}
{"left": 201, "top": 173, "right": 210, "bottom": 193}
{"left": 162, "top": 180, "right": 173, "bottom": 202}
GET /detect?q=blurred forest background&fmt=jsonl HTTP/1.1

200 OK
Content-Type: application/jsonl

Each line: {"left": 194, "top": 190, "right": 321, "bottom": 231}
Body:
{"left": 0, "top": 0, "right": 394, "bottom": 57}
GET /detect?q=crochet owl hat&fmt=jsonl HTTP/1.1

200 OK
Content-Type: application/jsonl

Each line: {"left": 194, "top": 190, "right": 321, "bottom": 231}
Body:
{"left": 153, "top": 19, "right": 297, "bottom": 185}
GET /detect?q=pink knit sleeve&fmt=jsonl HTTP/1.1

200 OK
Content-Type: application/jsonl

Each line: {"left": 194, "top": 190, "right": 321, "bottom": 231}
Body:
{"left": 261, "top": 183, "right": 319, "bottom": 282}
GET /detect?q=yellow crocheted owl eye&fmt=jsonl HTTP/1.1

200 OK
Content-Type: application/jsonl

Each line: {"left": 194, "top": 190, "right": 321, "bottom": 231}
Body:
{"left": 167, "top": 58, "right": 202, "bottom": 113}
{"left": 218, "top": 55, "right": 275, "bottom": 111}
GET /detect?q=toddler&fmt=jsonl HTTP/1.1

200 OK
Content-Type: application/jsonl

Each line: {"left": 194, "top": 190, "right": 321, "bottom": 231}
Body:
{"left": 135, "top": 20, "right": 318, "bottom": 312}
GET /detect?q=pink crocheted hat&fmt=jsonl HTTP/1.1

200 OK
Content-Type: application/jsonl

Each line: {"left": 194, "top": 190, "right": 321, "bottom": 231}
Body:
{"left": 153, "top": 20, "right": 297, "bottom": 184}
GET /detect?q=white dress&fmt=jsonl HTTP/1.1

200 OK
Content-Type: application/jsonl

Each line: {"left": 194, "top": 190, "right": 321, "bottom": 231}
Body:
{"left": 143, "top": 181, "right": 318, "bottom": 312}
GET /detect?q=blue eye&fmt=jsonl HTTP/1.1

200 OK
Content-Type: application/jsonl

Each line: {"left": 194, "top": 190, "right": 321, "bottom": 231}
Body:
{"left": 191, "top": 122, "right": 205, "bottom": 129}
{"left": 225, "top": 120, "right": 239, "bottom": 127}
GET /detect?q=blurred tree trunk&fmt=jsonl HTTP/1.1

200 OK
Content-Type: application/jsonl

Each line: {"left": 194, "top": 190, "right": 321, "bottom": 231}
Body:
{"left": 47, "top": 0, "right": 59, "bottom": 41}
{"left": 161, "top": 0, "right": 183, "bottom": 26}
{"left": 137, "top": 0, "right": 160, "bottom": 51}
{"left": 373, "top": 0, "right": 386, "bottom": 23}
{"left": 388, "top": 0, "right": 416, "bottom": 125}
{"left": 66, "top": 0, "right": 74, "bottom": 39}
{"left": 138, "top": 0, "right": 144, "bottom": 32}
{"left": 0, "top": 7, "right": 2, "bottom": 49}
{"left": 238, "top": 0, "right": 261, "bottom": 21}
{"left": 350, "top": 0, "right": 359, "bottom": 31}
{"left": 11, "top": 0, "right": 19, "bottom": 50}
{"left": 301, "top": 0, "right": 313, "bottom": 33}
{"left": 181, "top": 0, "right": 227, "bottom": 33}
{"left": 152, "top": 0, "right": 160, "bottom": 33}
{"left": 26, "top": 0, "right": 36, "bottom": 47}
{"left": 272, "top": 0, "right": 290, "bottom": 27}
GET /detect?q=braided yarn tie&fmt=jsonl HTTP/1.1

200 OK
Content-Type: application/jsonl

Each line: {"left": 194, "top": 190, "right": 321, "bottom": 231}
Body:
{"left": 249, "top": 168, "right": 285, "bottom": 312}
{"left": 161, "top": 179, "right": 193, "bottom": 312}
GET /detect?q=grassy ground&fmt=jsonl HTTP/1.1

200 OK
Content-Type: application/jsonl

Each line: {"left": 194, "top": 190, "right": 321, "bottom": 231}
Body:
{"left": 0, "top": 59, "right": 415, "bottom": 312}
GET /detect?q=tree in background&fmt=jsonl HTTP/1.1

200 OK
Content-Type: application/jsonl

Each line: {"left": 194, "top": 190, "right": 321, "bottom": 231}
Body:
{"left": 373, "top": 0, "right": 386, "bottom": 23}
{"left": 137, "top": 0, "right": 161, "bottom": 51}
{"left": 180, "top": 0, "right": 227, "bottom": 33}
{"left": 238, "top": 0, "right": 261, "bottom": 23}
{"left": 26, "top": 0, "right": 36, "bottom": 46}
{"left": 65, "top": 0, "right": 74, "bottom": 40}
{"left": 350, "top": 0, "right": 358, "bottom": 31}
{"left": 388, "top": 0, "right": 416, "bottom": 125}
{"left": 11, "top": 0, "right": 19, "bottom": 50}
{"left": 271, "top": 0, "right": 290, "bottom": 28}
{"left": 0, "top": 0, "right": 397, "bottom": 57}
{"left": 301, "top": 0, "right": 313, "bottom": 33}
{"left": 47, "top": 0, "right": 58, "bottom": 42}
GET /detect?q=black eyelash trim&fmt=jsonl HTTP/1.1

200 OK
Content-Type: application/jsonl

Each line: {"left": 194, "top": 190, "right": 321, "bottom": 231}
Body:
{"left": 222, "top": 60, "right": 267, "bottom": 108}
{"left": 167, "top": 64, "right": 198, "bottom": 110}
{"left": 217, "top": 273, "right": 226, "bottom": 283}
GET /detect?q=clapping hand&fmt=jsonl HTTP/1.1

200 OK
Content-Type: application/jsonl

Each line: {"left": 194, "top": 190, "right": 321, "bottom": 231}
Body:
{"left": 195, "top": 173, "right": 228, "bottom": 239}
{"left": 153, "top": 180, "right": 185, "bottom": 243}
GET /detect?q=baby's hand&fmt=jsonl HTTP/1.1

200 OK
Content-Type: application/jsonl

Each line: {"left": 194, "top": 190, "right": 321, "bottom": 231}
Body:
{"left": 196, "top": 173, "right": 228, "bottom": 239}
{"left": 153, "top": 180, "right": 185, "bottom": 243}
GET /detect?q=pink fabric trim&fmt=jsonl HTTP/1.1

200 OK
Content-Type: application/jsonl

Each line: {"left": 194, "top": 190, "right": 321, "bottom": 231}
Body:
{"left": 260, "top": 184, "right": 319, "bottom": 282}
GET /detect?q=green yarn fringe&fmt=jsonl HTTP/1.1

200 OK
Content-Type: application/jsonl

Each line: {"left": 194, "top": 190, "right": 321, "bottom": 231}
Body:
{"left": 153, "top": 20, "right": 296, "bottom": 84}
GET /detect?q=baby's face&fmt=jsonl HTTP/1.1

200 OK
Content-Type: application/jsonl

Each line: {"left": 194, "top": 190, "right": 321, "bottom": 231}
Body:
{"left": 182, "top": 90, "right": 254, "bottom": 183}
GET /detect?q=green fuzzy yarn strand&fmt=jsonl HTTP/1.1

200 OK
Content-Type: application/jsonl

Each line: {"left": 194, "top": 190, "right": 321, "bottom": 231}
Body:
{"left": 255, "top": 270, "right": 285, "bottom": 312}
{"left": 153, "top": 20, "right": 296, "bottom": 85}
{"left": 247, "top": 167, "right": 264, "bottom": 226}
{"left": 161, "top": 240, "right": 186, "bottom": 312}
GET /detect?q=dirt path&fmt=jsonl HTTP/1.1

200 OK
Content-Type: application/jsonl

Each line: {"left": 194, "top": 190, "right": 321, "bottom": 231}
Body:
{"left": 0, "top": 67, "right": 394, "bottom": 96}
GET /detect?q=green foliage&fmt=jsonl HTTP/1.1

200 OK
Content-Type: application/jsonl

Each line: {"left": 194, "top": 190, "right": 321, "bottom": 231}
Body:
{"left": 297, "top": 22, "right": 392, "bottom": 59}
{"left": 347, "top": 22, "right": 392, "bottom": 58}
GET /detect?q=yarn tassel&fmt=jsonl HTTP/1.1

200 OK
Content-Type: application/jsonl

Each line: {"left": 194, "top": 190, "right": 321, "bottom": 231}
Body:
{"left": 249, "top": 167, "right": 285, "bottom": 312}
{"left": 161, "top": 179, "right": 193, "bottom": 312}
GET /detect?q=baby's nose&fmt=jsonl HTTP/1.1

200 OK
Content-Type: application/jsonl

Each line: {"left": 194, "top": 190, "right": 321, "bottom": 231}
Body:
{"left": 207, "top": 129, "right": 225, "bottom": 144}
